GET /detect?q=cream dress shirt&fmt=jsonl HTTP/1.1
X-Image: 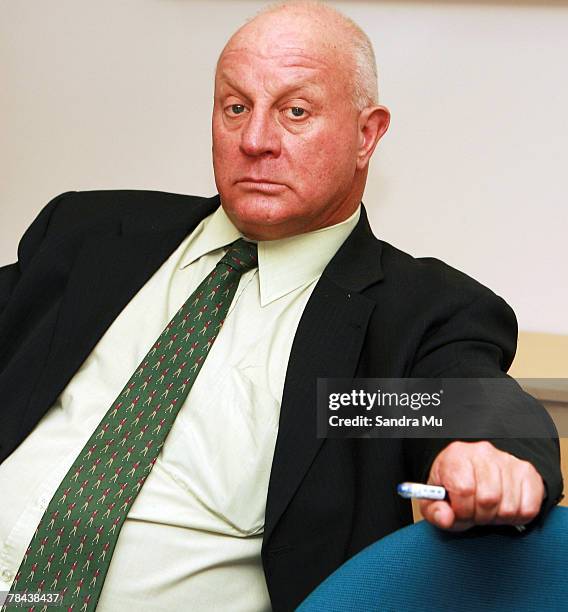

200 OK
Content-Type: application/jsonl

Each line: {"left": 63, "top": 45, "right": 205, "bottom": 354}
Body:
{"left": 0, "top": 203, "right": 360, "bottom": 611}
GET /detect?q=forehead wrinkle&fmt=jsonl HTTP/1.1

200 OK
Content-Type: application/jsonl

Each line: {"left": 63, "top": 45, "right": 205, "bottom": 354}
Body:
{"left": 217, "top": 50, "right": 331, "bottom": 97}
{"left": 220, "top": 46, "right": 331, "bottom": 72}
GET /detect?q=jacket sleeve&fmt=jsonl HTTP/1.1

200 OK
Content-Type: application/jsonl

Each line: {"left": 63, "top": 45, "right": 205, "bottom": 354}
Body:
{"left": 0, "top": 191, "right": 75, "bottom": 318}
{"left": 404, "top": 289, "right": 564, "bottom": 519}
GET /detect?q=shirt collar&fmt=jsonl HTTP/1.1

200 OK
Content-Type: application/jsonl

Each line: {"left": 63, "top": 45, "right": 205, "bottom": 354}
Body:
{"left": 179, "top": 204, "right": 242, "bottom": 270}
{"left": 180, "top": 204, "right": 361, "bottom": 307}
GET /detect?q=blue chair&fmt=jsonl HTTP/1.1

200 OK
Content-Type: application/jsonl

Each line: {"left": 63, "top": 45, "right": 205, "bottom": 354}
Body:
{"left": 297, "top": 506, "right": 568, "bottom": 612}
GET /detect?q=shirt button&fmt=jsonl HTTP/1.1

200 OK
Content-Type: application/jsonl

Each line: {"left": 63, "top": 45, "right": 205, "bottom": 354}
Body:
{"left": 38, "top": 495, "right": 49, "bottom": 510}
{"left": 1, "top": 568, "right": 14, "bottom": 581}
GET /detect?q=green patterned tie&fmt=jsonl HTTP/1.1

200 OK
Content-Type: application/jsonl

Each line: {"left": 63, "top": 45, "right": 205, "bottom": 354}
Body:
{"left": 5, "top": 239, "right": 258, "bottom": 612}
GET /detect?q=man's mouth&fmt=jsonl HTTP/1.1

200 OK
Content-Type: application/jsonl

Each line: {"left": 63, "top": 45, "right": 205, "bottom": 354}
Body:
{"left": 236, "top": 178, "right": 287, "bottom": 193}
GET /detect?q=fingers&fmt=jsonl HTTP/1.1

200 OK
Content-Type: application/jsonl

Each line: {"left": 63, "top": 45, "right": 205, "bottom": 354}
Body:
{"left": 441, "top": 454, "right": 476, "bottom": 524}
{"left": 425, "top": 442, "right": 476, "bottom": 530}
{"left": 472, "top": 452, "right": 502, "bottom": 525}
{"left": 506, "top": 460, "right": 545, "bottom": 525}
{"left": 421, "top": 441, "right": 545, "bottom": 531}
{"left": 493, "top": 461, "right": 521, "bottom": 525}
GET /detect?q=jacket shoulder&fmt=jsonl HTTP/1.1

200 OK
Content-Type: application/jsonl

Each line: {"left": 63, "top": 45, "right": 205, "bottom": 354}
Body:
{"left": 362, "top": 239, "right": 518, "bottom": 377}
{"left": 45, "top": 189, "right": 215, "bottom": 234}
{"left": 375, "top": 238, "right": 500, "bottom": 305}
{"left": 14, "top": 189, "right": 217, "bottom": 272}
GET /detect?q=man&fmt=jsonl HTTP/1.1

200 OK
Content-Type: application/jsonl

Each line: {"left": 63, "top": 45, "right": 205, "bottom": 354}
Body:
{"left": 0, "top": 2, "right": 563, "bottom": 611}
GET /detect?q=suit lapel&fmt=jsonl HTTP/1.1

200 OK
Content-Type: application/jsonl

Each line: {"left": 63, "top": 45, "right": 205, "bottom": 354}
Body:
{"left": 264, "top": 206, "right": 384, "bottom": 543}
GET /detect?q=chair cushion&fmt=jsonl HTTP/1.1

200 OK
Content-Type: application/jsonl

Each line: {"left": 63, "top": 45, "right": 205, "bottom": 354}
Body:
{"left": 297, "top": 506, "right": 568, "bottom": 611}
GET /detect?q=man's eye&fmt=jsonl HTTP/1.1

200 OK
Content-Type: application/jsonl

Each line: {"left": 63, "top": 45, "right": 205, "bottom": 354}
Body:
{"left": 227, "top": 104, "right": 247, "bottom": 116}
{"left": 286, "top": 106, "right": 307, "bottom": 119}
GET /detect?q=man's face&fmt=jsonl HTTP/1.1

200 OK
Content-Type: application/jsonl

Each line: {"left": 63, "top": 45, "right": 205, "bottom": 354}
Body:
{"left": 212, "top": 22, "right": 365, "bottom": 240}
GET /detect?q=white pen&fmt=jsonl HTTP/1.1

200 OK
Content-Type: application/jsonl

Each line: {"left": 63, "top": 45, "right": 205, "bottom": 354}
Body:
{"left": 397, "top": 482, "right": 446, "bottom": 500}
{"left": 397, "top": 481, "right": 526, "bottom": 532}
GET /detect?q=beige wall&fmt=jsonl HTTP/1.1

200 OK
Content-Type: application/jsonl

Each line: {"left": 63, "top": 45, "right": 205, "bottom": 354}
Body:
{"left": 510, "top": 332, "right": 568, "bottom": 379}
{"left": 1, "top": 0, "right": 567, "bottom": 335}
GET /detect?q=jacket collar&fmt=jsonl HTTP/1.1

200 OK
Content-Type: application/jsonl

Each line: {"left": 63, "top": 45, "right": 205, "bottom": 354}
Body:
{"left": 322, "top": 204, "right": 384, "bottom": 293}
{"left": 120, "top": 193, "right": 221, "bottom": 235}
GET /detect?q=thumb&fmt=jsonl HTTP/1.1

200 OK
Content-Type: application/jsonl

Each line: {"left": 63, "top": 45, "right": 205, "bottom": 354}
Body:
{"left": 420, "top": 499, "right": 455, "bottom": 529}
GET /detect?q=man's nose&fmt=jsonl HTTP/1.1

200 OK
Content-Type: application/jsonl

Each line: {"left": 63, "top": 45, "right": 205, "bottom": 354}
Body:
{"left": 239, "top": 109, "right": 281, "bottom": 158}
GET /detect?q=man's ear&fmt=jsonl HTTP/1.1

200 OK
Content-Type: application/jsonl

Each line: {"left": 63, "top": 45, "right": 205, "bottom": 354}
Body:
{"left": 356, "top": 105, "right": 390, "bottom": 170}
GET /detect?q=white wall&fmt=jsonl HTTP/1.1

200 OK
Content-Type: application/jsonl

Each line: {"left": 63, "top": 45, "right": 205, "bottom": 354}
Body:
{"left": 1, "top": 0, "right": 567, "bottom": 333}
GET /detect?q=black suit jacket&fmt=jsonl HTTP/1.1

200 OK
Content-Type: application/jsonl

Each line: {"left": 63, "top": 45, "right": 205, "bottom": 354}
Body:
{"left": 0, "top": 190, "right": 563, "bottom": 611}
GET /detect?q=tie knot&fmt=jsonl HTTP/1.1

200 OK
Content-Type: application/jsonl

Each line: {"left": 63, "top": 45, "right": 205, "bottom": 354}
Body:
{"left": 219, "top": 238, "right": 258, "bottom": 273}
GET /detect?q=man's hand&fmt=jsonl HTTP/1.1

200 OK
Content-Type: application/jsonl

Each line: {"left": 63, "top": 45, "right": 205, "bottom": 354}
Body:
{"left": 419, "top": 441, "right": 545, "bottom": 531}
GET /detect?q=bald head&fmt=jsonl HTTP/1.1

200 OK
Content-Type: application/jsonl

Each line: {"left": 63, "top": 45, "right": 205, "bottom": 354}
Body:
{"left": 211, "top": 0, "right": 390, "bottom": 240}
{"left": 218, "top": 0, "right": 379, "bottom": 111}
